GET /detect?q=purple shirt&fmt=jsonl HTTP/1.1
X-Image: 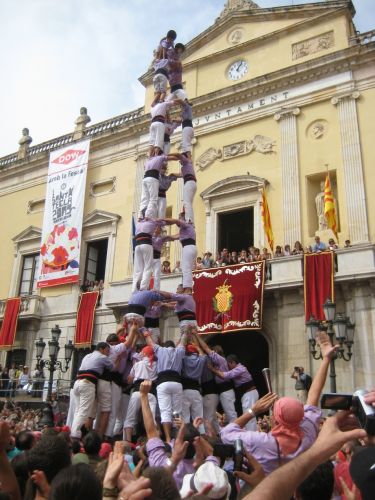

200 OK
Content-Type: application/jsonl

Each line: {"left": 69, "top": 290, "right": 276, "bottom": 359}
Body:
{"left": 170, "top": 293, "right": 196, "bottom": 313}
{"left": 221, "top": 363, "right": 252, "bottom": 388}
{"left": 182, "top": 354, "right": 206, "bottom": 381}
{"left": 109, "top": 343, "right": 129, "bottom": 374}
{"left": 209, "top": 351, "right": 230, "bottom": 385}
{"left": 152, "top": 235, "right": 173, "bottom": 252}
{"left": 144, "top": 304, "right": 161, "bottom": 319}
{"left": 153, "top": 344, "right": 185, "bottom": 374}
{"left": 159, "top": 174, "right": 177, "bottom": 192}
{"left": 168, "top": 59, "right": 182, "bottom": 86}
{"left": 146, "top": 437, "right": 195, "bottom": 489}
{"left": 129, "top": 290, "right": 164, "bottom": 308}
{"left": 180, "top": 155, "right": 195, "bottom": 178}
{"left": 178, "top": 221, "right": 196, "bottom": 241}
{"left": 151, "top": 101, "right": 173, "bottom": 119}
{"left": 135, "top": 219, "right": 164, "bottom": 237}
{"left": 79, "top": 351, "right": 113, "bottom": 374}
{"left": 220, "top": 405, "right": 322, "bottom": 475}
{"left": 145, "top": 155, "right": 167, "bottom": 173}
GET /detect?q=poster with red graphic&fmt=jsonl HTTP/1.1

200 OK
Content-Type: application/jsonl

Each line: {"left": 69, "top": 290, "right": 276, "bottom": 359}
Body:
{"left": 37, "top": 139, "right": 90, "bottom": 288}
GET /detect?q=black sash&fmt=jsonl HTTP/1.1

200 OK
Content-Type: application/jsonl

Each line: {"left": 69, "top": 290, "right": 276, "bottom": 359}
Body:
{"left": 164, "top": 134, "right": 170, "bottom": 142}
{"left": 77, "top": 370, "right": 99, "bottom": 385}
{"left": 156, "top": 370, "right": 181, "bottom": 386}
{"left": 153, "top": 249, "right": 161, "bottom": 259}
{"left": 181, "top": 238, "right": 196, "bottom": 247}
{"left": 158, "top": 189, "right": 167, "bottom": 198}
{"left": 181, "top": 377, "right": 200, "bottom": 391}
{"left": 135, "top": 233, "right": 152, "bottom": 246}
{"left": 236, "top": 380, "right": 256, "bottom": 399}
{"left": 182, "top": 119, "right": 193, "bottom": 128}
{"left": 145, "top": 316, "right": 159, "bottom": 328}
{"left": 151, "top": 116, "right": 165, "bottom": 123}
{"left": 133, "top": 379, "right": 157, "bottom": 395}
{"left": 144, "top": 169, "right": 159, "bottom": 180}
{"left": 177, "top": 310, "right": 196, "bottom": 321}
{"left": 171, "top": 83, "right": 183, "bottom": 92}
{"left": 183, "top": 174, "right": 196, "bottom": 184}
{"left": 201, "top": 379, "right": 219, "bottom": 396}
{"left": 217, "top": 380, "right": 234, "bottom": 394}
{"left": 155, "top": 68, "right": 168, "bottom": 77}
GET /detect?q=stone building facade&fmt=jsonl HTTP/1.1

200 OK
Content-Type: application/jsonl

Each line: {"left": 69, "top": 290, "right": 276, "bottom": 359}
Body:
{"left": 0, "top": 0, "right": 374, "bottom": 396}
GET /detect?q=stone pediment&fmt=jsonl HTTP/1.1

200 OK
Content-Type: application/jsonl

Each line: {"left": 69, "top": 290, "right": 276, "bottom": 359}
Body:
{"left": 12, "top": 226, "right": 42, "bottom": 244}
{"left": 182, "top": 0, "right": 352, "bottom": 65}
{"left": 201, "top": 175, "right": 267, "bottom": 201}
{"left": 83, "top": 209, "right": 121, "bottom": 228}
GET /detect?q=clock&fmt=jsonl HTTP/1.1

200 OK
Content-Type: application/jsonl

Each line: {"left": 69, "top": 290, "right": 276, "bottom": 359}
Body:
{"left": 227, "top": 60, "right": 248, "bottom": 81}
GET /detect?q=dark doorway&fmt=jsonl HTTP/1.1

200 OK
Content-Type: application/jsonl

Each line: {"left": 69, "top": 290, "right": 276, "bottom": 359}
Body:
{"left": 218, "top": 208, "right": 254, "bottom": 252}
{"left": 84, "top": 239, "right": 108, "bottom": 282}
{"left": 209, "top": 331, "right": 269, "bottom": 397}
{"left": 6, "top": 349, "right": 27, "bottom": 368}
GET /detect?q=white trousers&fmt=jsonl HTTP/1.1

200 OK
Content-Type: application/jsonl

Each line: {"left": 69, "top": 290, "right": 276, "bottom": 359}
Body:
{"left": 203, "top": 393, "right": 220, "bottom": 433}
{"left": 182, "top": 126, "right": 194, "bottom": 153}
{"left": 163, "top": 142, "right": 171, "bottom": 155}
{"left": 132, "top": 244, "right": 153, "bottom": 292}
{"left": 153, "top": 73, "right": 168, "bottom": 94}
{"left": 241, "top": 389, "right": 259, "bottom": 431}
{"left": 105, "top": 382, "right": 123, "bottom": 437}
{"left": 181, "top": 244, "right": 197, "bottom": 289}
{"left": 113, "top": 393, "right": 130, "bottom": 435}
{"left": 157, "top": 197, "right": 167, "bottom": 218}
{"left": 71, "top": 379, "right": 96, "bottom": 438}
{"left": 149, "top": 122, "right": 165, "bottom": 150}
{"left": 153, "top": 258, "right": 161, "bottom": 290}
{"left": 219, "top": 388, "right": 237, "bottom": 423}
{"left": 139, "top": 177, "right": 159, "bottom": 219}
{"left": 156, "top": 381, "right": 183, "bottom": 423}
{"left": 183, "top": 180, "right": 197, "bottom": 223}
{"left": 182, "top": 389, "right": 203, "bottom": 429}
{"left": 124, "top": 391, "right": 157, "bottom": 429}
{"left": 66, "top": 388, "right": 77, "bottom": 429}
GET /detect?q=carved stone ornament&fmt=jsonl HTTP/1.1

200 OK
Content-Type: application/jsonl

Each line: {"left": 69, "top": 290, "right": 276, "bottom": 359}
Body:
{"left": 222, "top": 135, "right": 276, "bottom": 161}
{"left": 227, "top": 28, "right": 245, "bottom": 44}
{"left": 196, "top": 148, "right": 222, "bottom": 170}
{"left": 89, "top": 177, "right": 117, "bottom": 198}
{"left": 307, "top": 120, "right": 328, "bottom": 140}
{"left": 292, "top": 31, "right": 334, "bottom": 60}
{"left": 218, "top": 0, "right": 259, "bottom": 21}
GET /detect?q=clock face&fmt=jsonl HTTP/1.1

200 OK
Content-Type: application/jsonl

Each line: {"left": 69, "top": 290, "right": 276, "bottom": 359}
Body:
{"left": 227, "top": 60, "right": 248, "bottom": 81}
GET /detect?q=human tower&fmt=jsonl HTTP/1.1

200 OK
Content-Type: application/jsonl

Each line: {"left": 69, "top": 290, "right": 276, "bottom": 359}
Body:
{"left": 68, "top": 30, "right": 259, "bottom": 445}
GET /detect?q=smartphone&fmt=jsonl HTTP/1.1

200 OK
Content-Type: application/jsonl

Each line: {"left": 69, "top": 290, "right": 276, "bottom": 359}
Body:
{"left": 213, "top": 443, "right": 235, "bottom": 460}
{"left": 320, "top": 393, "right": 353, "bottom": 410}
{"left": 233, "top": 439, "right": 243, "bottom": 472}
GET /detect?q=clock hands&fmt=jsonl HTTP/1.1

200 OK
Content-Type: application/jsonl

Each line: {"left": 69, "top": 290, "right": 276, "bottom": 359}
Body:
{"left": 236, "top": 61, "right": 243, "bottom": 71}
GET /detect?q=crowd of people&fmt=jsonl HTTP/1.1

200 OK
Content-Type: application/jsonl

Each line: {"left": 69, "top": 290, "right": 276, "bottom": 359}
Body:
{"left": 1, "top": 327, "right": 375, "bottom": 500}
{"left": 0, "top": 364, "right": 44, "bottom": 399}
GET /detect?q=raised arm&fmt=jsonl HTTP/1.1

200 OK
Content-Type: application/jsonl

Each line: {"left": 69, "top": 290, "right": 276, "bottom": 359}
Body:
{"left": 140, "top": 380, "right": 159, "bottom": 439}
{"left": 244, "top": 411, "right": 367, "bottom": 500}
{"left": 193, "top": 331, "right": 212, "bottom": 355}
{"left": 124, "top": 323, "right": 138, "bottom": 348}
{"left": 306, "top": 332, "right": 338, "bottom": 407}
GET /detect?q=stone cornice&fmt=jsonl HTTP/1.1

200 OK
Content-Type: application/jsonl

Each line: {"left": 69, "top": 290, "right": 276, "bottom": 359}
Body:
{"left": 139, "top": 5, "right": 353, "bottom": 86}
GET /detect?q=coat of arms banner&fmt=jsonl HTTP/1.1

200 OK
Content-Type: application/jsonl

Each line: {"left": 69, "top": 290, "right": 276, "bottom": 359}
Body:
{"left": 193, "top": 262, "right": 265, "bottom": 334}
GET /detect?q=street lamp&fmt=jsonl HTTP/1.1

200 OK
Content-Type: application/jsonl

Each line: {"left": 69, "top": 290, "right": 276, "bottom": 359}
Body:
{"left": 35, "top": 325, "right": 74, "bottom": 401}
{"left": 305, "top": 298, "right": 355, "bottom": 393}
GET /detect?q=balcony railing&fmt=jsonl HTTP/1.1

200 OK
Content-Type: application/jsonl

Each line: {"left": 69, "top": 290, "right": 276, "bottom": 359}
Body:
{"left": 0, "top": 295, "right": 45, "bottom": 320}
{"left": 349, "top": 30, "right": 375, "bottom": 46}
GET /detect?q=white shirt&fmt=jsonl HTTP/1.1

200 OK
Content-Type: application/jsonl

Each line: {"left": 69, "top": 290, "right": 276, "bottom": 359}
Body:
{"left": 130, "top": 357, "right": 157, "bottom": 381}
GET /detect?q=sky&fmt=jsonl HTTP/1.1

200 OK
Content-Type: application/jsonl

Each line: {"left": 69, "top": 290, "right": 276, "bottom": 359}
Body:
{"left": 0, "top": 0, "right": 374, "bottom": 157}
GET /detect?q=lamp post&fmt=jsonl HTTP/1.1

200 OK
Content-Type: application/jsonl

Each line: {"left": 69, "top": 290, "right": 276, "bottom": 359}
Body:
{"left": 305, "top": 298, "right": 355, "bottom": 393}
{"left": 35, "top": 325, "right": 74, "bottom": 402}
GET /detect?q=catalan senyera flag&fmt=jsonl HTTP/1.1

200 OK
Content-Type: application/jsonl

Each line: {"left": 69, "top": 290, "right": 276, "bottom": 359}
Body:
{"left": 261, "top": 188, "right": 274, "bottom": 252}
{"left": 324, "top": 175, "right": 338, "bottom": 238}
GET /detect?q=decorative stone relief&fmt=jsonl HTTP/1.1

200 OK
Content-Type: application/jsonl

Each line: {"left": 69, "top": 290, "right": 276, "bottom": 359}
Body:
{"left": 27, "top": 197, "right": 45, "bottom": 214}
{"left": 292, "top": 31, "right": 334, "bottom": 60}
{"left": 196, "top": 148, "right": 222, "bottom": 170}
{"left": 221, "top": 135, "right": 276, "bottom": 161}
{"left": 227, "top": 28, "right": 245, "bottom": 44}
{"left": 217, "top": 0, "right": 259, "bottom": 21}
{"left": 18, "top": 128, "right": 32, "bottom": 160}
{"left": 307, "top": 120, "right": 328, "bottom": 140}
{"left": 89, "top": 177, "right": 117, "bottom": 198}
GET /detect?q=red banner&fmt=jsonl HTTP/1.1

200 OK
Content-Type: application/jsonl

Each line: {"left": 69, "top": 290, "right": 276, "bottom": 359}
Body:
{"left": 0, "top": 298, "right": 21, "bottom": 350}
{"left": 193, "top": 262, "right": 265, "bottom": 334}
{"left": 304, "top": 252, "right": 334, "bottom": 321}
{"left": 75, "top": 291, "right": 99, "bottom": 347}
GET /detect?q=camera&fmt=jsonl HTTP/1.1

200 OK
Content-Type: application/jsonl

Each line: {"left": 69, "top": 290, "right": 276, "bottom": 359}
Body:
{"left": 320, "top": 389, "right": 375, "bottom": 435}
{"left": 294, "top": 367, "right": 300, "bottom": 372}
{"left": 213, "top": 439, "right": 244, "bottom": 471}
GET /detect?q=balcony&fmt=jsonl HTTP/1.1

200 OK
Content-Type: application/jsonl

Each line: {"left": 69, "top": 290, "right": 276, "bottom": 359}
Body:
{"left": 104, "top": 244, "right": 375, "bottom": 315}
{"left": 0, "top": 295, "right": 45, "bottom": 322}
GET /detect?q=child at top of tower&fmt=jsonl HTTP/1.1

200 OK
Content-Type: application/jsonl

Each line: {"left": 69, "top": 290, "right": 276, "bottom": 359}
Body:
{"left": 167, "top": 43, "right": 187, "bottom": 101}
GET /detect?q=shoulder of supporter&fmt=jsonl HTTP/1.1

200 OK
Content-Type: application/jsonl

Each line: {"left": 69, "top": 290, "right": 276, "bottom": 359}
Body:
{"left": 111, "top": 343, "right": 127, "bottom": 355}
{"left": 146, "top": 437, "right": 168, "bottom": 467}
{"left": 221, "top": 423, "right": 269, "bottom": 452}
{"left": 209, "top": 351, "right": 223, "bottom": 363}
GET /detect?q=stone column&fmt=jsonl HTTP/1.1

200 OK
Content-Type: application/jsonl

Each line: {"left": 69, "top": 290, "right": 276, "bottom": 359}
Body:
{"left": 331, "top": 91, "right": 369, "bottom": 243}
{"left": 127, "top": 154, "right": 146, "bottom": 275}
{"left": 274, "top": 108, "right": 301, "bottom": 245}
